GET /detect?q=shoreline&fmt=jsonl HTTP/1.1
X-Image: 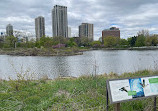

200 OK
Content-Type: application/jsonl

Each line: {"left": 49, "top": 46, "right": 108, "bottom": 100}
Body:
{"left": 0, "top": 47, "right": 158, "bottom": 56}
{"left": 93, "top": 46, "right": 158, "bottom": 50}
{"left": 0, "top": 48, "right": 86, "bottom": 56}
{"left": 1, "top": 69, "right": 157, "bottom": 81}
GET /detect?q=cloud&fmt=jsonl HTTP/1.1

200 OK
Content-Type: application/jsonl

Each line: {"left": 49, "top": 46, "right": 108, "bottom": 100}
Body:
{"left": 0, "top": 16, "right": 33, "bottom": 23}
{"left": 0, "top": 0, "right": 158, "bottom": 40}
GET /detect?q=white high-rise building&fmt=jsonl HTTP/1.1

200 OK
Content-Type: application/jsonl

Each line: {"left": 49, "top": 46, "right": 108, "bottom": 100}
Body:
{"left": 52, "top": 5, "right": 68, "bottom": 38}
{"left": 35, "top": 16, "right": 45, "bottom": 41}
{"left": 6, "top": 24, "right": 13, "bottom": 36}
{"left": 68, "top": 27, "right": 71, "bottom": 38}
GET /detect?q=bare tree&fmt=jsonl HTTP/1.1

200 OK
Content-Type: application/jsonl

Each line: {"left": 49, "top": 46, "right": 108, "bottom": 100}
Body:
{"left": 137, "top": 29, "right": 149, "bottom": 37}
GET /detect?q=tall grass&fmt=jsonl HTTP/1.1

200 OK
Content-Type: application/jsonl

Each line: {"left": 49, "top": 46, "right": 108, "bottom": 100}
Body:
{"left": 0, "top": 70, "right": 158, "bottom": 110}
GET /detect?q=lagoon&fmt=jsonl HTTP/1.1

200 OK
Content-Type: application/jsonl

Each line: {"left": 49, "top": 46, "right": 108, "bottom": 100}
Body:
{"left": 0, "top": 50, "right": 158, "bottom": 80}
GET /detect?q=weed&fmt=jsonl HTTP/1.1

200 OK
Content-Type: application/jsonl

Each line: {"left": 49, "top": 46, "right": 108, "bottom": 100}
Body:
{"left": 0, "top": 70, "right": 157, "bottom": 110}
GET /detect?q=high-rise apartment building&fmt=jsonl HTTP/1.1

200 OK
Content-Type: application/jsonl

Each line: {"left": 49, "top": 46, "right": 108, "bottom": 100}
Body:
{"left": 79, "top": 23, "right": 93, "bottom": 41}
{"left": 6, "top": 24, "right": 13, "bottom": 36}
{"left": 52, "top": 5, "right": 68, "bottom": 38}
{"left": 102, "top": 27, "right": 120, "bottom": 42}
{"left": 35, "top": 16, "right": 45, "bottom": 41}
{"left": 68, "top": 27, "right": 71, "bottom": 38}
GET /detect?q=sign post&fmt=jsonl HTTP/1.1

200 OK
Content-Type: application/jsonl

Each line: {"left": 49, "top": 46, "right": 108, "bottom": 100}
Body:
{"left": 154, "top": 97, "right": 157, "bottom": 111}
{"left": 106, "top": 75, "right": 158, "bottom": 110}
{"left": 106, "top": 86, "right": 109, "bottom": 111}
{"left": 114, "top": 103, "right": 120, "bottom": 111}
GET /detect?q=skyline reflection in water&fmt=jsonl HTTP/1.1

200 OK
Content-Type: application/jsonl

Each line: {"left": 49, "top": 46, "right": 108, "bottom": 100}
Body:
{"left": 0, "top": 50, "right": 158, "bottom": 80}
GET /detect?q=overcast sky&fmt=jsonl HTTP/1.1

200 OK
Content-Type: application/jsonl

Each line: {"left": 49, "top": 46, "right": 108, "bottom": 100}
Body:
{"left": 0, "top": 0, "right": 158, "bottom": 40}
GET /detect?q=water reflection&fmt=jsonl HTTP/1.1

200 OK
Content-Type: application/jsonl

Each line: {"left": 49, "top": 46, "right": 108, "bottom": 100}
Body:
{"left": 0, "top": 50, "right": 158, "bottom": 80}
{"left": 54, "top": 56, "right": 70, "bottom": 78}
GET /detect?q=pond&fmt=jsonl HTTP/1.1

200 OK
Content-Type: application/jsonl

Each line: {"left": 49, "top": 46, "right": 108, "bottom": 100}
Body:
{"left": 0, "top": 50, "right": 158, "bottom": 80}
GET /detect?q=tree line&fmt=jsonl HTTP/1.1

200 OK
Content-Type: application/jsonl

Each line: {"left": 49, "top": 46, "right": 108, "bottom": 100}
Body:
{"left": 103, "top": 30, "right": 158, "bottom": 48}
{"left": 0, "top": 36, "right": 92, "bottom": 48}
{"left": 0, "top": 30, "right": 158, "bottom": 49}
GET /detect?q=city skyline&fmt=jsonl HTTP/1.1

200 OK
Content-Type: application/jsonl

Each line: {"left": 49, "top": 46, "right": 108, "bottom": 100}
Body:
{"left": 0, "top": 0, "right": 158, "bottom": 40}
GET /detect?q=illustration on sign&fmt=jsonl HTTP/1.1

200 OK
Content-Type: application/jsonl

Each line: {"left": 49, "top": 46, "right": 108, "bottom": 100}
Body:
{"left": 149, "top": 78, "right": 158, "bottom": 93}
{"left": 108, "top": 76, "right": 158, "bottom": 103}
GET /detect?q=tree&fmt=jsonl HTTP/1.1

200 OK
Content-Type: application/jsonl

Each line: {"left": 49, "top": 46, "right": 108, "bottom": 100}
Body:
{"left": 25, "top": 41, "right": 35, "bottom": 48}
{"left": 39, "top": 36, "right": 53, "bottom": 48}
{"left": 5, "top": 36, "right": 17, "bottom": 48}
{"left": 119, "top": 39, "right": 129, "bottom": 46}
{"left": 35, "top": 41, "right": 40, "bottom": 48}
{"left": 135, "top": 35, "right": 146, "bottom": 47}
{"left": 145, "top": 35, "right": 158, "bottom": 46}
{"left": 52, "top": 36, "right": 68, "bottom": 45}
{"left": 0, "top": 38, "right": 4, "bottom": 48}
{"left": 104, "top": 36, "right": 119, "bottom": 47}
{"left": 0, "top": 42, "right": 4, "bottom": 48}
{"left": 128, "top": 36, "right": 137, "bottom": 47}
{"left": 137, "top": 29, "right": 149, "bottom": 37}
{"left": 80, "top": 37, "right": 91, "bottom": 47}
{"left": 91, "top": 41, "right": 102, "bottom": 48}
{"left": 67, "top": 38, "right": 77, "bottom": 47}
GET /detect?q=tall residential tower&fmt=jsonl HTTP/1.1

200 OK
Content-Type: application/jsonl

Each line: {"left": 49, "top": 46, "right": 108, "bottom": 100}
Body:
{"left": 6, "top": 24, "right": 13, "bottom": 36}
{"left": 79, "top": 23, "right": 93, "bottom": 41}
{"left": 52, "top": 5, "right": 68, "bottom": 38}
{"left": 35, "top": 16, "right": 45, "bottom": 41}
{"left": 68, "top": 27, "right": 71, "bottom": 38}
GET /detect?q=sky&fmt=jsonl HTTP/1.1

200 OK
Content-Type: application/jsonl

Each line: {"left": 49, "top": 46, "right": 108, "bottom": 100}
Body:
{"left": 0, "top": 0, "right": 158, "bottom": 40}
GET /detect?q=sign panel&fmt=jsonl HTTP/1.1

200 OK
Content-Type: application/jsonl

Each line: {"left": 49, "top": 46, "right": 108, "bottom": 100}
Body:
{"left": 107, "top": 75, "right": 158, "bottom": 104}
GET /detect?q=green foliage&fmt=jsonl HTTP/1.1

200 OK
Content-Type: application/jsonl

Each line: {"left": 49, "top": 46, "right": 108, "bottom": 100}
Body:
{"left": 16, "top": 41, "right": 36, "bottom": 48}
{"left": 80, "top": 37, "right": 91, "bottom": 47}
{"left": 0, "top": 92, "right": 11, "bottom": 100}
{"left": 0, "top": 42, "right": 4, "bottom": 48}
{"left": 135, "top": 34, "right": 146, "bottom": 47}
{"left": 52, "top": 36, "right": 68, "bottom": 45}
{"left": 128, "top": 36, "right": 137, "bottom": 47}
{"left": 39, "top": 36, "right": 53, "bottom": 48}
{"left": 119, "top": 38, "right": 129, "bottom": 46}
{"left": 67, "top": 38, "right": 77, "bottom": 47}
{"left": 35, "top": 41, "right": 40, "bottom": 48}
{"left": 91, "top": 41, "right": 102, "bottom": 48}
{"left": 24, "top": 96, "right": 41, "bottom": 104}
{"left": 0, "top": 70, "right": 157, "bottom": 110}
{"left": 5, "top": 36, "right": 17, "bottom": 48}
{"left": 103, "top": 36, "right": 119, "bottom": 47}
{"left": 26, "top": 41, "right": 36, "bottom": 48}
{"left": 1, "top": 31, "right": 158, "bottom": 49}
{"left": 145, "top": 35, "right": 158, "bottom": 46}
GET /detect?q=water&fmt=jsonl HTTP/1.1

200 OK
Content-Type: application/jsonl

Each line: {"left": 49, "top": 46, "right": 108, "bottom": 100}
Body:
{"left": 0, "top": 50, "right": 158, "bottom": 80}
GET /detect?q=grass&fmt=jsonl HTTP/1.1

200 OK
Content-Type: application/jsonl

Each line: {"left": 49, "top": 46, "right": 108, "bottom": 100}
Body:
{"left": 0, "top": 70, "right": 158, "bottom": 111}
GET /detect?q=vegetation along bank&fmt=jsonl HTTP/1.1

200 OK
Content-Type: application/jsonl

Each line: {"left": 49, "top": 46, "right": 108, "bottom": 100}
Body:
{"left": 0, "top": 70, "right": 158, "bottom": 110}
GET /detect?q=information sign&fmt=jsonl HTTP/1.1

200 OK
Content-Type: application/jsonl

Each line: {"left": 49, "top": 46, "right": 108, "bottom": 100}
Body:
{"left": 107, "top": 75, "right": 158, "bottom": 104}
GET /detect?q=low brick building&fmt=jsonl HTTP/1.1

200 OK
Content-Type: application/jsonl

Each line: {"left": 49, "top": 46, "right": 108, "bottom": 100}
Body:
{"left": 102, "top": 27, "right": 120, "bottom": 42}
